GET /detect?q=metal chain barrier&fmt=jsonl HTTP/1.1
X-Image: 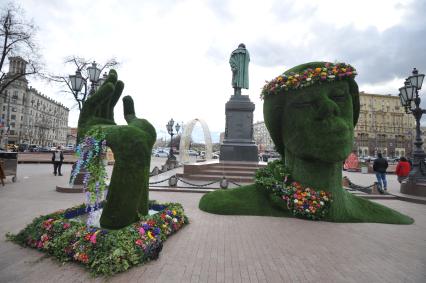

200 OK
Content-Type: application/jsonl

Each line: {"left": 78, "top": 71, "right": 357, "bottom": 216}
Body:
{"left": 149, "top": 177, "right": 172, "bottom": 185}
{"left": 346, "top": 179, "right": 376, "bottom": 194}
{"left": 148, "top": 175, "right": 242, "bottom": 189}
{"left": 228, "top": 180, "right": 242, "bottom": 186}
{"left": 175, "top": 176, "right": 222, "bottom": 187}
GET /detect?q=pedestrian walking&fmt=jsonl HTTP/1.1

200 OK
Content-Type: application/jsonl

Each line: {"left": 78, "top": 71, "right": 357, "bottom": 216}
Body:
{"left": 396, "top": 157, "right": 411, "bottom": 183}
{"left": 373, "top": 153, "right": 388, "bottom": 193}
{"left": 51, "top": 146, "right": 64, "bottom": 176}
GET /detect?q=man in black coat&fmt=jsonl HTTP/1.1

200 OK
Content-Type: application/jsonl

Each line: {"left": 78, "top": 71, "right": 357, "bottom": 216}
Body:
{"left": 51, "top": 146, "right": 64, "bottom": 176}
{"left": 373, "top": 153, "right": 388, "bottom": 193}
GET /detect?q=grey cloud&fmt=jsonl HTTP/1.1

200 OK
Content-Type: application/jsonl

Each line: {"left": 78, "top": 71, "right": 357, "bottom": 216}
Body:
{"left": 206, "top": 45, "right": 227, "bottom": 64}
{"left": 250, "top": 1, "right": 426, "bottom": 86}
{"left": 206, "top": 0, "right": 233, "bottom": 22}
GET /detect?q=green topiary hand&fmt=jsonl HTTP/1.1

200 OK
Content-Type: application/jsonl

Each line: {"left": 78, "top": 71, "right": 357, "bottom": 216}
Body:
{"left": 77, "top": 70, "right": 156, "bottom": 229}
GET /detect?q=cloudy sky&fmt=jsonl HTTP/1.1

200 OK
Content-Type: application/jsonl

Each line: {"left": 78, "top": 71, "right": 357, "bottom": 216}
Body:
{"left": 6, "top": 0, "right": 426, "bottom": 142}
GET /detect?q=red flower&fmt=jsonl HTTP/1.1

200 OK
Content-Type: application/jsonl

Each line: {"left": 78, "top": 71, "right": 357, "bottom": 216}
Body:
{"left": 79, "top": 253, "right": 89, "bottom": 263}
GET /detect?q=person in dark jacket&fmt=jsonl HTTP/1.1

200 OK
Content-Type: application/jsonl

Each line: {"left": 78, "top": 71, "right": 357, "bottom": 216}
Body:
{"left": 51, "top": 146, "right": 64, "bottom": 176}
{"left": 373, "top": 153, "right": 388, "bottom": 193}
{"left": 396, "top": 157, "right": 411, "bottom": 183}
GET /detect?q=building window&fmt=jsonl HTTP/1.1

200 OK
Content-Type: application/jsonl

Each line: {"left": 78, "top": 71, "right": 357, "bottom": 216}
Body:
{"left": 11, "top": 115, "right": 16, "bottom": 120}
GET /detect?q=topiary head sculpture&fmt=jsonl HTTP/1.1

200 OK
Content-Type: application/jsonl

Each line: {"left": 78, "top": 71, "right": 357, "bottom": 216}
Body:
{"left": 261, "top": 62, "right": 413, "bottom": 223}
{"left": 263, "top": 62, "right": 359, "bottom": 164}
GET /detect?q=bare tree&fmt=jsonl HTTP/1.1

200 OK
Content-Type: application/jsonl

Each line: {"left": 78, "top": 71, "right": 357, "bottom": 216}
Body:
{"left": 0, "top": 2, "right": 42, "bottom": 95}
{"left": 49, "top": 56, "right": 119, "bottom": 111}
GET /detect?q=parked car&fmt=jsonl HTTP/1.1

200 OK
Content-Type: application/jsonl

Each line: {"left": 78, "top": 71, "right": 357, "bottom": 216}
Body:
{"left": 7, "top": 144, "right": 18, "bottom": 152}
{"left": 39, "top": 146, "right": 51, "bottom": 152}
{"left": 28, "top": 144, "right": 39, "bottom": 152}
{"left": 187, "top": 150, "right": 199, "bottom": 156}
{"left": 154, "top": 150, "right": 169, "bottom": 157}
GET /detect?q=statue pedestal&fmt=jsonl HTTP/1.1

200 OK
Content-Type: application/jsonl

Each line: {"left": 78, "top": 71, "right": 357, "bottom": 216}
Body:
{"left": 220, "top": 95, "right": 258, "bottom": 162}
{"left": 56, "top": 163, "right": 85, "bottom": 193}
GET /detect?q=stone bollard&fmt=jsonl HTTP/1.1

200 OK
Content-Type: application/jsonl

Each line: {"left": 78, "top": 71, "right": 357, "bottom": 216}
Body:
{"left": 371, "top": 182, "right": 381, "bottom": 194}
{"left": 151, "top": 166, "right": 159, "bottom": 176}
{"left": 342, "top": 176, "right": 350, "bottom": 187}
{"left": 220, "top": 177, "right": 228, "bottom": 189}
{"left": 168, "top": 175, "right": 178, "bottom": 187}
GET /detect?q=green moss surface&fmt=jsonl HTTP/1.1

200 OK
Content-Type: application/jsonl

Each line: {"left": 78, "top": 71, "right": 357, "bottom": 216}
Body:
{"left": 200, "top": 185, "right": 413, "bottom": 224}
{"left": 199, "top": 184, "right": 292, "bottom": 217}
{"left": 77, "top": 70, "right": 156, "bottom": 229}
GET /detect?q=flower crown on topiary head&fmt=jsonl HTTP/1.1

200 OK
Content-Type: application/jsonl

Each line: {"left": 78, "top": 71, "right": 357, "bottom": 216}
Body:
{"left": 261, "top": 62, "right": 357, "bottom": 99}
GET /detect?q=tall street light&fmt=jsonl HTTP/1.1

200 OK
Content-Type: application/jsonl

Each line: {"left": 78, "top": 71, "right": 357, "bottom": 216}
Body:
{"left": 398, "top": 67, "right": 426, "bottom": 197}
{"left": 166, "top": 118, "right": 181, "bottom": 161}
{"left": 69, "top": 61, "right": 102, "bottom": 100}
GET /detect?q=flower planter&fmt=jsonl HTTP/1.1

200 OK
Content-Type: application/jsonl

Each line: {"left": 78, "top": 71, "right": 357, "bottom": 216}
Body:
{"left": 7, "top": 201, "right": 188, "bottom": 276}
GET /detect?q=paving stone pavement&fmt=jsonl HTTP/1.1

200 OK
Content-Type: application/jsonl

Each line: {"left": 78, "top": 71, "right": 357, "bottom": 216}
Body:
{"left": 0, "top": 164, "right": 425, "bottom": 282}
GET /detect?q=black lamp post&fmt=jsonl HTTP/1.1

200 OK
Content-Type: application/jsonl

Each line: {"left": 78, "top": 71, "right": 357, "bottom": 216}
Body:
{"left": 166, "top": 118, "right": 180, "bottom": 161}
{"left": 398, "top": 67, "right": 426, "bottom": 196}
{"left": 69, "top": 61, "right": 102, "bottom": 99}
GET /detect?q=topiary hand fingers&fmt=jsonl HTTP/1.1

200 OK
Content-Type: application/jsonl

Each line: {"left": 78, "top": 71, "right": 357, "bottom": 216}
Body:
{"left": 123, "top": 95, "right": 136, "bottom": 123}
{"left": 107, "top": 80, "right": 124, "bottom": 120}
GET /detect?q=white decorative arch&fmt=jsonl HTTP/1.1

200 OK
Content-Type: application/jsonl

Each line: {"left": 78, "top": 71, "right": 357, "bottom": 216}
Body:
{"left": 179, "top": 118, "right": 213, "bottom": 164}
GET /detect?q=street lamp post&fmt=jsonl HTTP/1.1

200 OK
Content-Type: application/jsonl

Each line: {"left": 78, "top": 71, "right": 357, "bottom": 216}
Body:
{"left": 398, "top": 67, "right": 426, "bottom": 196}
{"left": 69, "top": 61, "right": 102, "bottom": 100}
{"left": 166, "top": 118, "right": 181, "bottom": 160}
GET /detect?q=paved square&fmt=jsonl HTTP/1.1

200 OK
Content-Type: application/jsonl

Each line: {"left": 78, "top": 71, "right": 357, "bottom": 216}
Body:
{"left": 0, "top": 164, "right": 425, "bottom": 282}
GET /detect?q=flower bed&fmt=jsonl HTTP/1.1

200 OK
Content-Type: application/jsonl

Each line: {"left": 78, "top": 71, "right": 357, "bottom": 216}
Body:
{"left": 255, "top": 160, "right": 332, "bottom": 220}
{"left": 7, "top": 201, "right": 189, "bottom": 276}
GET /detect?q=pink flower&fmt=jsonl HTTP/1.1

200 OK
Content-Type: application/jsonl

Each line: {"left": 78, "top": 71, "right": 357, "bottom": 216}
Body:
{"left": 41, "top": 234, "right": 49, "bottom": 242}
{"left": 63, "top": 223, "right": 71, "bottom": 229}
{"left": 36, "top": 241, "right": 43, "bottom": 248}
{"left": 135, "top": 239, "right": 143, "bottom": 246}
{"left": 89, "top": 233, "right": 97, "bottom": 244}
{"left": 139, "top": 227, "right": 145, "bottom": 235}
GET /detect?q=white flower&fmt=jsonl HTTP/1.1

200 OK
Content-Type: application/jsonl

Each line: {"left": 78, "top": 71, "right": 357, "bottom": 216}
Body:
{"left": 294, "top": 199, "right": 299, "bottom": 203}
{"left": 306, "top": 77, "right": 312, "bottom": 82}
{"left": 173, "top": 218, "right": 178, "bottom": 223}
{"left": 320, "top": 201, "right": 324, "bottom": 206}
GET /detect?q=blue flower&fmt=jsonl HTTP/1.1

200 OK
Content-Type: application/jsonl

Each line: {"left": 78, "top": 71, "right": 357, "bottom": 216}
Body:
{"left": 154, "top": 227, "right": 161, "bottom": 235}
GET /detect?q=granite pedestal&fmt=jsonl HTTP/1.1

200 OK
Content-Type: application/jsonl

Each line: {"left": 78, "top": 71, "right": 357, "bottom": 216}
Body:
{"left": 220, "top": 94, "right": 258, "bottom": 162}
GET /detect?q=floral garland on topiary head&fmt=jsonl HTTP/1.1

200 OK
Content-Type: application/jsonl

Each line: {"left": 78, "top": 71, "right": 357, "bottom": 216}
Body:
{"left": 261, "top": 62, "right": 357, "bottom": 99}
{"left": 71, "top": 127, "right": 108, "bottom": 223}
{"left": 255, "top": 160, "right": 332, "bottom": 220}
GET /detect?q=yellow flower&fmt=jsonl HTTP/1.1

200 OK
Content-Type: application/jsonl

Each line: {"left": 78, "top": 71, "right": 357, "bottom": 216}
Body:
{"left": 148, "top": 231, "right": 155, "bottom": 239}
{"left": 172, "top": 210, "right": 177, "bottom": 216}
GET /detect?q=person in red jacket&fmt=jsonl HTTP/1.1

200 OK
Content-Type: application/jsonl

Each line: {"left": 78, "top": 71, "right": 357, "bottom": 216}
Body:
{"left": 396, "top": 157, "right": 411, "bottom": 183}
